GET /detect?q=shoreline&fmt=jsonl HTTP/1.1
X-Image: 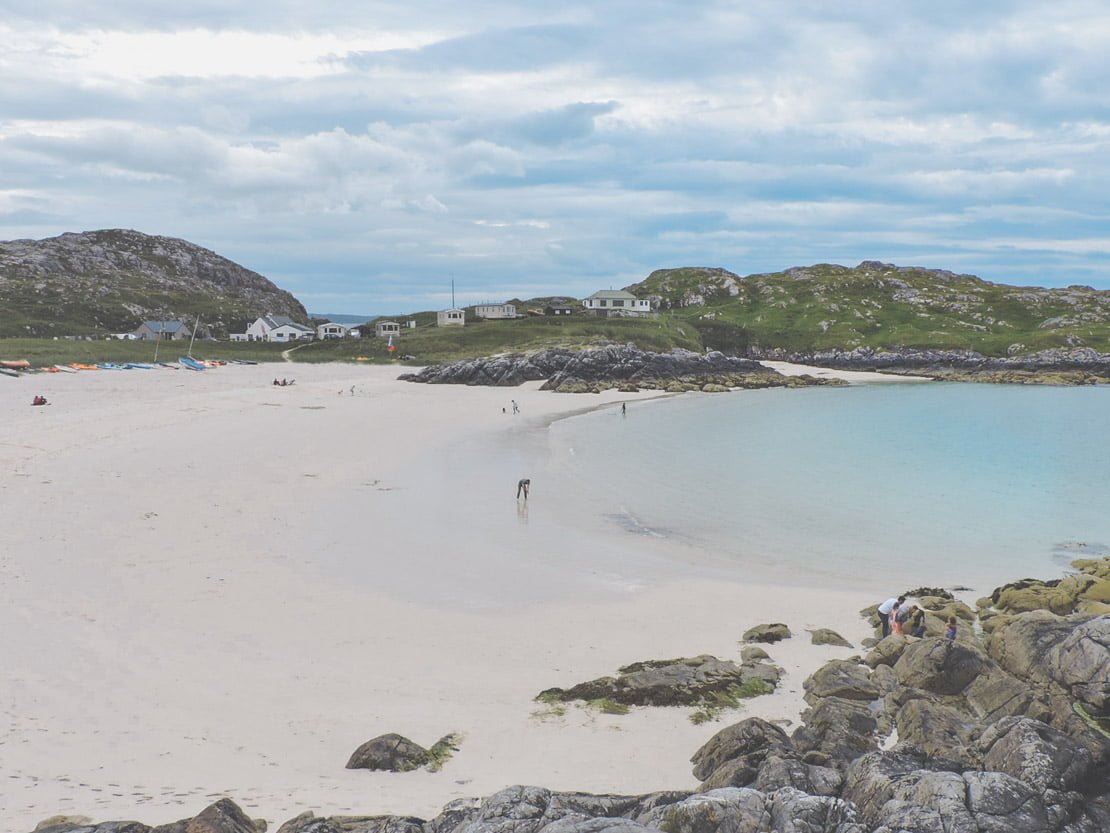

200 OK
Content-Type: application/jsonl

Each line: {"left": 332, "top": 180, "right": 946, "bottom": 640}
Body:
{"left": 0, "top": 364, "right": 1079, "bottom": 829}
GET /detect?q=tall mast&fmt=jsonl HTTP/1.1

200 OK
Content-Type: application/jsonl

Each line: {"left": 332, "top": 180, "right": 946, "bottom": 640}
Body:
{"left": 188, "top": 315, "right": 200, "bottom": 357}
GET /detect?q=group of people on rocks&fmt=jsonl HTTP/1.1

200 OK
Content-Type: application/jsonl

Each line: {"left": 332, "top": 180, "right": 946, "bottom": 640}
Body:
{"left": 877, "top": 594, "right": 957, "bottom": 640}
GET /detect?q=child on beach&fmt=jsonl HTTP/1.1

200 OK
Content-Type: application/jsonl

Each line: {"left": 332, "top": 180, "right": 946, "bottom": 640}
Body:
{"left": 890, "top": 603, "right": 904, "bottom": 636}
{"left": 910, "top": 607, "right": 926, "bottom": 638}
{"left": 945, "top": 616, "right": 957, "bottom": 641}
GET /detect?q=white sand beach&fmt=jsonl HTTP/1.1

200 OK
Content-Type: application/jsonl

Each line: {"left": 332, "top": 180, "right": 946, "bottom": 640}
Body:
{"left": 1, "top": 363, "right": 890, "bottom": 830}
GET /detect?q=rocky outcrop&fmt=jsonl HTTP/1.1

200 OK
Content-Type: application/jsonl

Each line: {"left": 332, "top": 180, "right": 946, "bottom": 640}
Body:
{"left": 537, "top": 655, "right": 782, "bottom": 709}
{"left": 399, "top": 346, "right": 831, "bottom": 392}
{"left": 0, "top": 229, "right": 307, "bottom": 337}
{"left": 749, "top": 345, "right": 1110, "bottom": 378}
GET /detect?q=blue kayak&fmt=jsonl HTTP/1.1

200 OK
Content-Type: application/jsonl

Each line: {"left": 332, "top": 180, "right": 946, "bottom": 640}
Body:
{"left": 179, "top": 356, "right": 206, "bottom": 371}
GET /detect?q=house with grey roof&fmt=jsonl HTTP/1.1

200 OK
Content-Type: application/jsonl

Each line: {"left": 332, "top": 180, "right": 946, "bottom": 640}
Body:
{"left": 133, "top": 320, "right": 190, "bottom": 340}
{"left": 582, "top": 290, "right": 653, "bottom": 318}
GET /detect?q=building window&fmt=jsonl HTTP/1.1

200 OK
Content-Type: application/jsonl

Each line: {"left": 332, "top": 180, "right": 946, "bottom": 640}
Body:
{"left": 612, "top": 299, "right": 624, "bottom": 307}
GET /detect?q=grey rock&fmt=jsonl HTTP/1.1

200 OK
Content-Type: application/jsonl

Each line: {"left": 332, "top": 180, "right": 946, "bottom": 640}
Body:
{"left": 808, "top": 630, "right": 853, "bottom": 648}
{"left": 802, "top": 661, "right": 879, "bottom": 704}
{"left": 345, "top": 734, "right": 429, "bottom": 772}
{"left": 741, "top": 624, "right": 791, "bottom": 644}
{"left": 792, "top": 698, "right": 879, "bottom": 763}
{"left": 539, "top": 655, "right": 780, "bottom": 708}
{"left": 893, "top": 699, "right": 982, "bottom": 763}
{"left": 753, "top": 756, "right": 844, "bottom": 797}
{"left": 1046, "top": 615, "right": 1110, "bottom": 716}
{"left": 892, "top": 638, "right": 988, "bottom": 696}
{"left": 400, "top": 345, "right": 785, "bottom": 391}
{"left": 863, "top": 635, "right": 909, "bottom": 669}
{"left": 641, "top": 788, "right": 769, "bottom": 833}
{"left": 977, "top": 716, "right": 1104, "bottom": 794}
{"left": 691, "top": 717, "right": 793, "bottom": 783}
{"left": 739, "top": 646, "right": 770, "bottom": 662}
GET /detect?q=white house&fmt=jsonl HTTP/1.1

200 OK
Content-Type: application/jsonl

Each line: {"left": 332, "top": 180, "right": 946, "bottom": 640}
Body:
{"left": 245, "top": 314, "right": 314, "bottom": 342}
{"left": 375, "top": 320, "right": 401, "bottom": 338}
{"left": 437, "top": 308, "right": 466, "bottom": 327}
{"left": 582, "top": 290, "right": 652, "bottom": 317}
{"left": 474, "top": 304, "right": 517, "bottom": 320}
{"left": 317, "top": 322, "right": 350, "bottom": 340}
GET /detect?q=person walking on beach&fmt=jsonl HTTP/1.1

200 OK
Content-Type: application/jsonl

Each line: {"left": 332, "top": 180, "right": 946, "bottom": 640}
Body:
{"left": 516, "top": 478, "right": 530, "bottom": 499}
{"left": 621, "top": 402, "right": 626, "bottom": 415}
{"left": 877, "top": 595, "right": 904, "bottom": 637}
{"left": 511, "top": 399, "right": 519, "bottom": 414}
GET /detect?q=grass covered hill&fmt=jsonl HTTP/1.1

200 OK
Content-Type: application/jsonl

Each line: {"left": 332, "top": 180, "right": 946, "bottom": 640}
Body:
{"left": 0, "top": 229, "right": 308, "bottom": 338}
{"left": 631, "top": 262, "right": 1110, "bottom": 356}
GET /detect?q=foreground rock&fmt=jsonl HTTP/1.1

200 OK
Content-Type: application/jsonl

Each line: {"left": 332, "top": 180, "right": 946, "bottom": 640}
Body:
{"left": 399, "top": 345, "right": 834, "bottom": 392}
{"left": 346, "top": 733, "right": 461, "bottom": 773}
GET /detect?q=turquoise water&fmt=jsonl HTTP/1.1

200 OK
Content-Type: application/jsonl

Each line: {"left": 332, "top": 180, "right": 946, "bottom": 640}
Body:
{"left": 544, "top": 383, "right": 1110, "bottom": 593}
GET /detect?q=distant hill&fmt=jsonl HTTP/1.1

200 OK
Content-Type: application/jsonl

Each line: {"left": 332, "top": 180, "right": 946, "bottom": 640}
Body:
{"left": 629, "top": 262, "right": 1110, "bottom": 356}
{"left": 310, "top": 312, "right": 378, "bottom": 325}
{"left": 0, "top": 229, "right": 308, "bottom": 337}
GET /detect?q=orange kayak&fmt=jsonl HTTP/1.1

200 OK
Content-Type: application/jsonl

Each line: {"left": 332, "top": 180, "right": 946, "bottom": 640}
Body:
{"left": 69, "top": 363, "right": 99, "bottom": 370}
{"left": 0, "top": 359, "right": 30, "bottom": 369}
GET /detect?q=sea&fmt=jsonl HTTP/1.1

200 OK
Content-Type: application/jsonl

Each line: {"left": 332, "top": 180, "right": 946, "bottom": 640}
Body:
{"left": 539, "top": 381, "right": 1110, "bottom": 595}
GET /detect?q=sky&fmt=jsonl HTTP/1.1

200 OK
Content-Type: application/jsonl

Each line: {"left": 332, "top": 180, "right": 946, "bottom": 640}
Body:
{"left": 2, "top": 2, "right": 1110, "bottom": 315}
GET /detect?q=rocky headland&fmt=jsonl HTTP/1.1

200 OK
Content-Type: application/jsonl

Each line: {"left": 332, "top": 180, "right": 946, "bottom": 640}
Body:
{"left": 35, "top": 558, "right": 1110, "bottom": 833}
{"left": 399, "top": 345, "right": 837, "bottom": 392}
{"left": 749, "top": 346, "right": 1110, "bottom": 385}
{"left": 0, "top": 229, "right": 307, "bottom": 337}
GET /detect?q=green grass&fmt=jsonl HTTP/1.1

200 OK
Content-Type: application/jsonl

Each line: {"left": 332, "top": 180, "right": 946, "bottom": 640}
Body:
{"left": 687, "top": 679, "right": 775, "bottom": 724}
{"left": 585, "top": 698, "right": 631, "bottom": 715}
{"left": 0, "top": 337, "right": 291, "bottom": 367}
{"left": 425, "top": 733, "right": 463, "bottom": 772}
{"left": 263, "top": 315, "right": 701, "bottom": 365}
{"left": 0, "top": 315, "right": 701, "bottom": 369}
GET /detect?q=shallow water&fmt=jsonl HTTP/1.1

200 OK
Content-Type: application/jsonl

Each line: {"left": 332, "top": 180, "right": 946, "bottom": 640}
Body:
{"left": 543, "top": 383, "right": 1110, "bottom": 594}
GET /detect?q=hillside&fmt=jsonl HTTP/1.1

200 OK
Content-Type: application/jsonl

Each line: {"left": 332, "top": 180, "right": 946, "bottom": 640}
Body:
{"left": 631, "top": 262, "right": 1110, "bottom": 356}
{"left": 0, "top": 229, "right": 307, "bottom": 337}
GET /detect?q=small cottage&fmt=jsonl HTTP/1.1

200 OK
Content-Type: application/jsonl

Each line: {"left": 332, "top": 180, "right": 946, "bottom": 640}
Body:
{"left": 545, "top": 305, "right": 573, "bottom": 316}
{"left": 134, "top": 320, "right": 189, "bottom": 341}
{"left": 437, "top": 309, "right": 465, "bottom": 327}
{"left": 317, "top": 322, "right": 350, "bottom": 340}
{"left": 375, "top": 321, "right": 401, "bottom": 338}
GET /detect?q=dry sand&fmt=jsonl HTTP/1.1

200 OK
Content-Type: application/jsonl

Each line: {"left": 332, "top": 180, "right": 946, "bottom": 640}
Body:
{"left": 1, "top": 362, "right": 892, "bottom": 830}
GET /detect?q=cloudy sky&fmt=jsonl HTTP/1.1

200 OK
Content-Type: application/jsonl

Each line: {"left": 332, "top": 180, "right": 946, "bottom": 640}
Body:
{"left": 2, "top": 2, "right": 1109, "bottom": 314}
